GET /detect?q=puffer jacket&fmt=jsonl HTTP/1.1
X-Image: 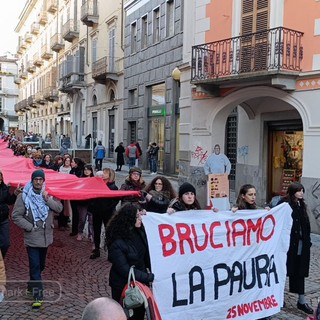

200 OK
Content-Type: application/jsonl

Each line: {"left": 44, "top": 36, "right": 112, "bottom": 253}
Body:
{"left": 12, "top": 193, "right": 63, "bottom": 248}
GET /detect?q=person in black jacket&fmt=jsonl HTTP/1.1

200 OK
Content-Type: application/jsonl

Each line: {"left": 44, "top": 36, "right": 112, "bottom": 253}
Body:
{"left": 167, "top": 182, "right": 201, "bottom": 213}
{"left": 115, "top": 142, "right": 125, "bottom": 171}
{"left": 278, "top": 182, "right": 313, "bottom": 315}
{"left": 142, "top": 176, "right": 176, "bottom": 213}
{"left": 0, "top": 171, "right": 22, "bottom": 257}
{"left": 89, "top": 168, "right": 120, "bottom": 259}
{"left": 106, "top": 203, "right": 154, "bottom": 320}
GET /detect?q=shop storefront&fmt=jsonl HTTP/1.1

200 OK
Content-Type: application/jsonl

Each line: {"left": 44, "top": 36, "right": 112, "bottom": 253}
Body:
{"left": 268, "top": 121, "right": 303, "bottom": 198}
{"left": 148, "top": 105, "right": 165, "bottom": 172}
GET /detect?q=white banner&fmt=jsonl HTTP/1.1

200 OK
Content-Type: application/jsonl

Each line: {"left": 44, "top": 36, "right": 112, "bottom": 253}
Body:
{"left": 142, "top": 203, "right": 292, "bottom": 320}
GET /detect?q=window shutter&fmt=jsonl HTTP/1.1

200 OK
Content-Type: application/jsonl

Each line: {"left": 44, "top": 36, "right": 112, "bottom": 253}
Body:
{"left": 240, "top": 0, "right": 269, "bottom": 72}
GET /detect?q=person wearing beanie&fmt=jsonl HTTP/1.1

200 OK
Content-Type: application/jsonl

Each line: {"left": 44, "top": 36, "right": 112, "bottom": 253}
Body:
{"left": 12, "top": 169, "right": 63, "bottom": 309}
{"left": 31, "top": 169, "right": 46, "bottom": 181}
{"left": 120, "top": 167, "right": 145, "bottom": 206}
{"left": 167, "top": 182, "right": 201, "bottom": 213}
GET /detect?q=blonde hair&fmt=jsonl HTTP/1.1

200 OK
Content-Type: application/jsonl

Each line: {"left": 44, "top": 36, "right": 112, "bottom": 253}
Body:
{"left": 103, "top": 168, "right": 115, "bottom": 182}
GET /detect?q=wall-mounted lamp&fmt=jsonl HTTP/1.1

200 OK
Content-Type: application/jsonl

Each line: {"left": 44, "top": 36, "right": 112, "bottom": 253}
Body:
{"left": 171, "top": 67, "right": 181, "bottom": 81}
{"left": 111, "top": 105, "right": 117, "bottom": 111}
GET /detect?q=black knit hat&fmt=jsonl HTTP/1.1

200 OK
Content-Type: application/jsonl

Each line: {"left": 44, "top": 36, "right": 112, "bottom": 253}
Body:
{"left": 31, "top": 169, "right": 45, "bottom": 181}
{"left": 179, "top": 182, "right": 196, "bottom": 198}
{"left": 129, "top": 167, "right": 142, "bottom": 175}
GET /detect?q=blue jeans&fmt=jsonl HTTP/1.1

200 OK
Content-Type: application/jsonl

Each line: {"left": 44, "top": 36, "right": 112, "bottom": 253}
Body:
{"left": 95, "top": 158, "right": 103, "bottom": 171}
{"left": 128, "top": 157, "right": 136, "bottom": 169}
{"left": 27, "top": 247, "right": 48, "bottom": 300}
{"left": 150, "top": 158, "right": 157, "bottom": 173}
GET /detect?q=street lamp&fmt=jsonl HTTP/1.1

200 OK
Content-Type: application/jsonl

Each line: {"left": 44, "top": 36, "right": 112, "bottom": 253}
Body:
{"left": 171, "top": 67, "right": 181, "bottom": 81}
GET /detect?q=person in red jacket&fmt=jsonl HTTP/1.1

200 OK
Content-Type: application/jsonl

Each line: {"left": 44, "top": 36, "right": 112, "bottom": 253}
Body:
{"left": 125, "top": 141, "right": 139, "bottom": 169}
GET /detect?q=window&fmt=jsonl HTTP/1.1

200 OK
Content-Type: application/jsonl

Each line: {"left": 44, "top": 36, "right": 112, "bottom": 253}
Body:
{"left": 151, "top": 83, "right": 165, "bottom": 106}
{"left": 109, "top": 28, "right": 116, "bottom": 72}
{"left": 92, "top": 38, "right": 97, "bottom": 63}
{"left": 128, "top": 121, "right": 137, "bottom": 143}
{"left": 93, "top": 95, "right": 97, "bottom": 106}
{"left": 109, "top": 28, "right": 116, "bottom": 71}
{"left": 0, "top": 98, "right": 2, "bottom": 112}
{"left": 92, "top": 112, "right": 98, "bottom": 140}
{"left": 109, "top": 89, "right": 115, "bottom": 102}
{"left": 225, "top": 108, "right": 238, "bottom": 189}
{"left": 131, "top": 22, "right": 137, "bottom": 53}
{"left": 0, "top": 77, "right": 2, "bottom": 90}
{"left": 166, "top": 0, "right": 174, "bottom": 37}
{"left": 141, "top": 15, "right": 148, "bottom": 49}
{"left": 129, "top": 89, "right": 138, "bottom": 105}
{"left": 153, "top": 7, "right": 160, "bottom": 43}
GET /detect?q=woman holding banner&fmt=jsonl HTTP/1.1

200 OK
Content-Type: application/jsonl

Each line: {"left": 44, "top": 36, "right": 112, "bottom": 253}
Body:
{"left": 277, "top": 182, "right": 313, "bottom": 315}
{"left": 232, "top": 184, "right": 272, "bottom": 320}
{"left": 106, "top": 203, "right": 154, "bottom": 320}
{"left": 167, "top": 182, "right": 201, "bottom": 213}
{"left": 143, "top": 176, "right": 176, "bottom": 213}
{"left": 232, "top": 184, "right": 257, "bottom": 211}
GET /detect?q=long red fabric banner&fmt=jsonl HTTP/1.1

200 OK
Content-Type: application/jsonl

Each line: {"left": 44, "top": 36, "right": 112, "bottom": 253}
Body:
{"left": 0, "top": 140, "right": 139, "bottom": 200}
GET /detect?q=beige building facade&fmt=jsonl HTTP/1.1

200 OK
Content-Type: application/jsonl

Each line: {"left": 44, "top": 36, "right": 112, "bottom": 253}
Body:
{"left": 14, "top": 0, "right": 124, "bottom": 153}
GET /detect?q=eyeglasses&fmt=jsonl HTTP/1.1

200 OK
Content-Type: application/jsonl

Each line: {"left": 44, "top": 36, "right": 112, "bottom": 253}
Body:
{"left": 131, "top": 172, "right": 141, "bottom": 176}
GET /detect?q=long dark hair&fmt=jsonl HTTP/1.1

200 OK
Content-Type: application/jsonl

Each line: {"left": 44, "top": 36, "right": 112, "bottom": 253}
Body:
{"left": 144, "top": 176, "right": 176, "bottom": 199}
{"left": 105, "top": 203, "right": 140, "bottom": 248}
{"left": 283, "top": 182, "right": 308, "bottom": 218}
{"left": 236, "top": 184, "right": 257, "bottom": 209}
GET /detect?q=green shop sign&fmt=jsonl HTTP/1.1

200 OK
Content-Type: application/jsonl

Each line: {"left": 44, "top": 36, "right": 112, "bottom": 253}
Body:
{"left": 149, "top": 105, "right": 166, "bottom": 117}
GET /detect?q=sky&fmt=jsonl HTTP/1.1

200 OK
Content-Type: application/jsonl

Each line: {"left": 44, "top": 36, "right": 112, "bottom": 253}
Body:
{"left": 0, "top": 0, "right": 27, "bottom": 55}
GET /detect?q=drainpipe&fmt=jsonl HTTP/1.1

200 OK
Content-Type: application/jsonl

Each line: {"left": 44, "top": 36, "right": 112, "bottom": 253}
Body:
{"left": 121, "top": 0, "right": 124, "bottom": 51}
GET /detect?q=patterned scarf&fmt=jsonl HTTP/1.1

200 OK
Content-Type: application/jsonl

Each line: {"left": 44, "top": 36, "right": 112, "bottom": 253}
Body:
{"left": 22, "top": 181, "right": 49, "bottom": 227}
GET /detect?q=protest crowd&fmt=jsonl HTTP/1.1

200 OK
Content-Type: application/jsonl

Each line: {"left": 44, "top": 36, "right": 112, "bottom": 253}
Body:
{"left": 0, "top": 131, "right": 319, "bottom": 320}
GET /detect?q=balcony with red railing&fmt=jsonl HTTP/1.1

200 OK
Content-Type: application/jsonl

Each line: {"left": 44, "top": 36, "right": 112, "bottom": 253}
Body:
{"left": 191, "top": 27, "right": 303, "bottom": 91}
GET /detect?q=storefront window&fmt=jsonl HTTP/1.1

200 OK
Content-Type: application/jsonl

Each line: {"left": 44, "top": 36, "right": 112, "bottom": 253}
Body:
{"left": 148, "top": 83, "right": 166, "bottom": 171}
{"left": 271, "top": 131, "right": 303, "bottom": 196}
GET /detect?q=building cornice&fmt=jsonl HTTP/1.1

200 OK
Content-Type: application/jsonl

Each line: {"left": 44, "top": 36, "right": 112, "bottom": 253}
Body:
{"left": 15, "top": 0, "right": 37, "bottom": 32}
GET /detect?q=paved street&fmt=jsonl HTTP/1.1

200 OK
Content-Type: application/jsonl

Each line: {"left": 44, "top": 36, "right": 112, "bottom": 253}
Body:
{"left": 0, "top": 163, "right": 319, "bottom": 319}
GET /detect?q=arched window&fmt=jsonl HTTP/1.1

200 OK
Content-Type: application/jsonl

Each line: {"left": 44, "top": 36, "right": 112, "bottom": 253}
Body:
{"left": 93, "top": 95, "right": 97, "bottom": 106}
{"left": 109, "top": 90, "right": 115, "bottom": 102}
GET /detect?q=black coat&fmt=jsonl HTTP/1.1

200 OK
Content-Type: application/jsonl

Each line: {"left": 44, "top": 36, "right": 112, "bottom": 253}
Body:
{"left": 115, "top": 145, "right": 125, "bottom": 166}
{"left": 0, "top": 182, "right": 16, "bottom": 222}
{"left": 108, "top": 229, "right": 153, "bottom": 301}
{"left": 88, "top": 181, "right": 119, "bottom": 219}
{"left": 279, "top": 199, "right": 311, "bottom": 277}
{"left": 145, "top": 190, "right": 170, "bottom": 213}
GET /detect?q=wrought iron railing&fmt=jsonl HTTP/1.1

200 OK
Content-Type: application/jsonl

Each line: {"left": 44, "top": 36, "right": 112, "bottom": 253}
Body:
{"left": 191, "top": 27, "right": 303, "bottom": 82}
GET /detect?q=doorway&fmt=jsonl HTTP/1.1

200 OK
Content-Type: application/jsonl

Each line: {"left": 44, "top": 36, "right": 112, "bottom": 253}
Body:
{"left": 267, "top": 120, "right": 303, "bottom": 201}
